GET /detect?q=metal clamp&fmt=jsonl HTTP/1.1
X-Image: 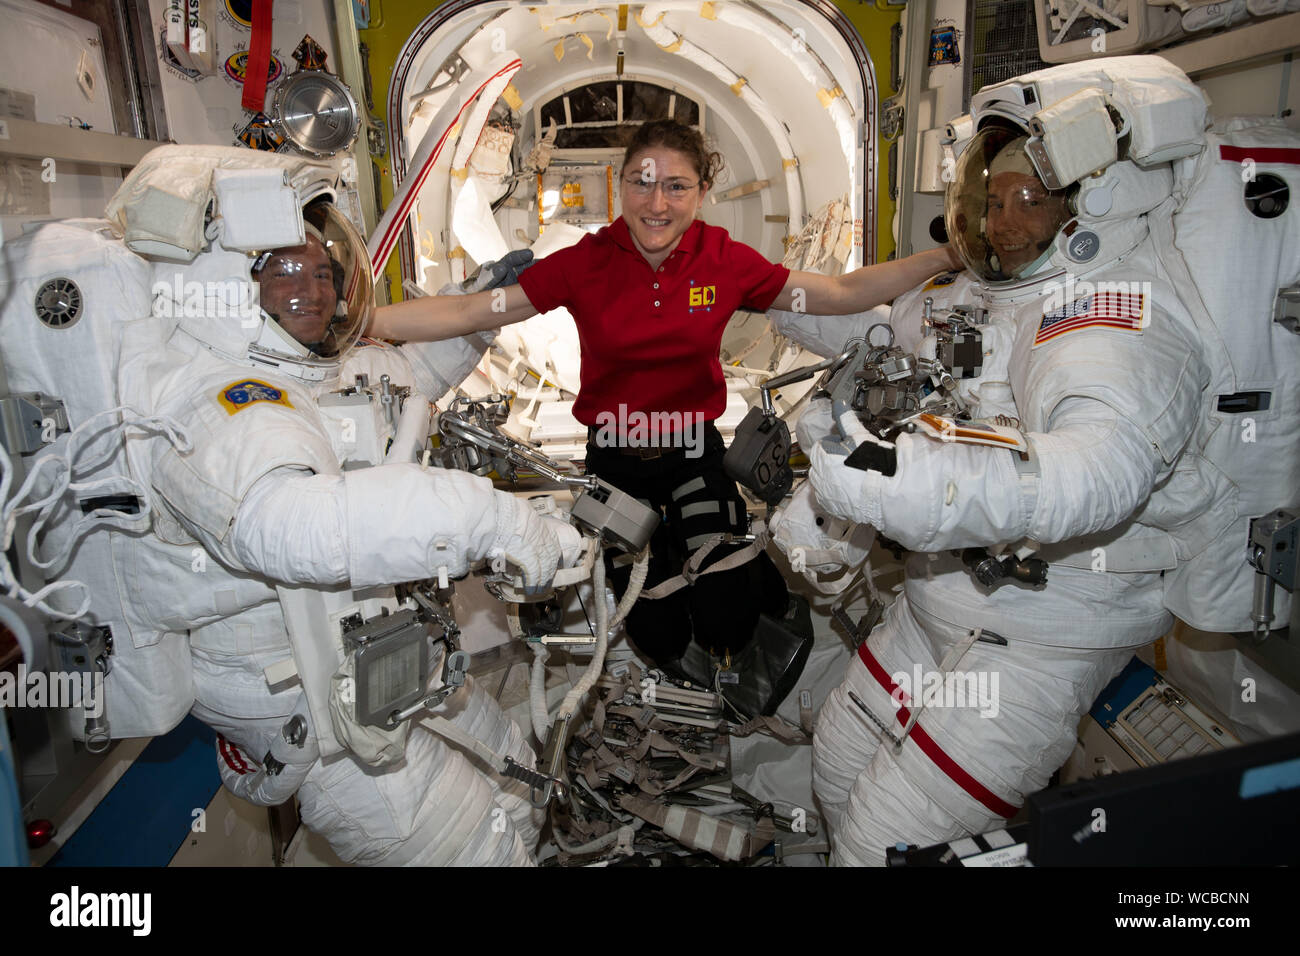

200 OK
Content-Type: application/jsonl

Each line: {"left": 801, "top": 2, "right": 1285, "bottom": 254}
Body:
{"left": 1248, "top": 509, "right": 1299, "bottom": 639}
{"left": 517, "top": 713, "right": 572, "bottom": 808}
{"left": 438, "top": 409, "right": 594, "bottom": 490}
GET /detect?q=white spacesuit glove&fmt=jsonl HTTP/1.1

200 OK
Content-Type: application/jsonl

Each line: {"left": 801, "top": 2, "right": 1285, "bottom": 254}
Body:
{"left": 809, "top": 406, "right": 1157, "bottom": 554}
{"left": 770, "top": 479, "right": 876, "bottom": 594}
{"left": 539, "top": 514, "right": 585, "bottom": 569}
{"left": 808, "top": 433, "right": 895, "bottom": 531}
{"left": 333, "top": 464, "right": 562, "bottom": 590}
{"left": 794, "top": 396, "right": 837, "bottom": 451}
{"left": 489, "top": 492, "right": 562, "bottom": 589}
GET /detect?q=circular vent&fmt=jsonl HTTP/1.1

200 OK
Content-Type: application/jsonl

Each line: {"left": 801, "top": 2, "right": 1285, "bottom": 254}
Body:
{"left": 34, "top": 278, "right": 83, "bottom": 330}
{"left": 1244, "top": 173, "right": 1289, "bottom": 220}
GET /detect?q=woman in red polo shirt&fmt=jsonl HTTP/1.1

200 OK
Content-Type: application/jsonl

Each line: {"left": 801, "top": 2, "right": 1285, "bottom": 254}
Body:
{"left": 374, "top": 119, "right": 958, "bottom": 675}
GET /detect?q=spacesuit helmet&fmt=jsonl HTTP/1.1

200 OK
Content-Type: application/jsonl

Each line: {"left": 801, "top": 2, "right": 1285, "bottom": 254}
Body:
{"left": 945, "top": 120, "right": 1072, "bottom": 284}
{"left": 248, "top": 197, "right": 372, "bottom": 373}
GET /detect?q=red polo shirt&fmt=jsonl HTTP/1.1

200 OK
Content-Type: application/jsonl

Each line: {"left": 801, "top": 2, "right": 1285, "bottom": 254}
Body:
{"left": 517, "top": 218, "right": 789, "bottom": 425}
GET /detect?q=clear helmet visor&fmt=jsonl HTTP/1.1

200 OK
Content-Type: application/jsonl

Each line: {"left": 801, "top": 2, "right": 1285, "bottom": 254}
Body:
{"left": 252, "top": 199, "right": 372, "bottom": 364}
{"left": 944, "top": 124, "right": 1072, "bottom": 283}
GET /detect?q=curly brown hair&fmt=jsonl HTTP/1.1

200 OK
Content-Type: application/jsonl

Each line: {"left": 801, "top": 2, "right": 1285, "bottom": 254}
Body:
{"left": 620, "top": 119, "right": 725, "bottom": 188}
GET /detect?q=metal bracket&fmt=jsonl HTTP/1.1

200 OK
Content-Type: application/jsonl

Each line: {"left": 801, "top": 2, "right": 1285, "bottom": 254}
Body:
{"left": 0, "top": 393, "right": 68, "bottom": 454}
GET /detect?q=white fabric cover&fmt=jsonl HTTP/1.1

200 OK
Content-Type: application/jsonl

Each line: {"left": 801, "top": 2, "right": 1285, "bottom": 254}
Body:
{"left": 968, "top": 56, "right": 1208, "bottom": 169}
{"left": 0, "top": 221, "right": 196, "bottom": 737}
{"left": 1151, "top": 119, "right": 1300, "bottom": 631}
{"left": 105, "top": 145, "right": 337, "bottom": 262}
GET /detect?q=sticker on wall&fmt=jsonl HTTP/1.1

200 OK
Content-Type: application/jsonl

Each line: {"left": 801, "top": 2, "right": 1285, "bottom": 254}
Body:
{"left": 234, "top": 111, "right": 284, "bottom": 151}
{"left": 292, "top": 34, "right": 329, "bottom": 72}
{"left": 221, "top": 0, "right": 253, "bottom": 28}
{"left": 928, "top": 25, "right": 960, "bottom": 67}
{"left": 223, "top": 49, "right": 284, "bottom": 90}
{"left": 1, "top": 158, "right": 52, "bottom": 216}
{"left": 158, "top": 24, "right": 204, "bottom": 81}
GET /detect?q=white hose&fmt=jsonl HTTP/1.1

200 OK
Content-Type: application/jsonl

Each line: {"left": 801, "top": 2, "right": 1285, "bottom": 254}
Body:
{"left": 512, "top": 544, "right": 649, "bottom": 742}
{"left": 555, "top": 544, "right": 608, "bottom": 721}
{"left": 384, "top": 394, "right": 433, "bottom": 465}
{"left": 504, "top": 602, "right": 553, "bottom": 745}
{"left": 1, "top": 406, "right": 190, "bottom": 621}
{"left": 529, "top": 641, "right": 551, "bottom": 745}
{"left": 609, "top": 546, "right": 651, "bottom": 631}
{"left": 551, "top": 819, "right": 645, "bottom": 857}
{"left": 554, "top": 543, "right": 650, "bottom": 721}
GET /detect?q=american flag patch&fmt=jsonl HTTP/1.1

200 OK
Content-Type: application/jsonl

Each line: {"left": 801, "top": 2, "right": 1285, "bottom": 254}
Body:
{"left": 1033, "top": 291, "right": 1146, "bottom": 347}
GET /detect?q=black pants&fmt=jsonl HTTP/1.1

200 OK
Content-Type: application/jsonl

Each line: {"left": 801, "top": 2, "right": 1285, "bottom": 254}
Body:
{"left": 584, "top": 423, "right": 789, "bottom": 664}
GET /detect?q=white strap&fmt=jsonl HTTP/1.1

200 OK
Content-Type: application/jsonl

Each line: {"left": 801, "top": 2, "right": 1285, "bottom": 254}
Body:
{"left": 897, "top": 627, "right": 983, "bottom": 746}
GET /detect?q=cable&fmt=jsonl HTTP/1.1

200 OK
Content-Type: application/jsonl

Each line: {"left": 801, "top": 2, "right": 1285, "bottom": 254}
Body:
{"left": 1, "top": 407, "right": 190, "bottom": 621}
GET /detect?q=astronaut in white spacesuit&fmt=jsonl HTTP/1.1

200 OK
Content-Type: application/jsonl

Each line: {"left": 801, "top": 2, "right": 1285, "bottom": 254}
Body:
{"left": 101, "top": 147, "right": 576, "bottom": 866}
{"left": 773, "top": 57, "right": 1247, "bottom": 865}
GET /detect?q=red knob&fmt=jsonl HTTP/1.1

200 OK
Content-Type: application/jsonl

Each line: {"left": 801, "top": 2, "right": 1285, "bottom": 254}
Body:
{"left": 26, "top": 819, "right": 55, "bottom": 849}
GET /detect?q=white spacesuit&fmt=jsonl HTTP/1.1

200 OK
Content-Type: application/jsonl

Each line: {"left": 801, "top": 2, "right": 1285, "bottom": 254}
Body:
{"left": 772, "top": 56, "right": 1296, "bottom": 865}
{"left": 3, "top": 146, "right": 575, "bottom": 866}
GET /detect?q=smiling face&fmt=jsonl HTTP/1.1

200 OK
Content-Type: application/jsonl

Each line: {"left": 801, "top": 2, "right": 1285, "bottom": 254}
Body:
{"left": 255, "top": 234, "right": 338, "bottom": 347}
{"left": 620, "top": 146, "right": 708, "bottom": 268}
{"left": 985, "top": 170, "right": 1069, "bottom": 276}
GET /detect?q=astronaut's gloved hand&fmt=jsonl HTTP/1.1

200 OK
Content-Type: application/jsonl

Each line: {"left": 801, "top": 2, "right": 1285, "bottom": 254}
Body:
{"left": 770, "top": 480, "right": 876, "bottom": 594}
{"left": 808, "top": 431, "right": 901, "bottom": 529}
{"left": 442, "top": 249, "right": 535, "bottom": 296}
{"left": 835, "top": 406, "right": 875, "bottom": 448}
{"left": 794, "top": 396, "right": 837, "bottom": 451}
{"left": 490, "top": 492, "right": 562, "bottom": 589}
{"left": 539, "top": 514, "right": 585, "bottom": 568}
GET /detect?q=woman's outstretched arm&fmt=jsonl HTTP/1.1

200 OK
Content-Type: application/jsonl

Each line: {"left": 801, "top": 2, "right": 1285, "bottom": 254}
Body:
{"left": 367, "top": 283, "right": 536, "bottom": 341}
{"left": 770, "top": 245, "right": 961, "bottom": 314}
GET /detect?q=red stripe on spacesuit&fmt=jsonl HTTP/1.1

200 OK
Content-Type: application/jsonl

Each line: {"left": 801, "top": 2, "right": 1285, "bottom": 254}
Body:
{"left": 1218, "top": 145, "right": 1300, "bottom": 165}
{"left": 856, "top": 643, "right": 1019, "bottom": 819}
{"left": 370, "top": 60, "right": 522, "bottom": 275}
{"left": 218, "top": 735, "right": 250, "bottom": 775}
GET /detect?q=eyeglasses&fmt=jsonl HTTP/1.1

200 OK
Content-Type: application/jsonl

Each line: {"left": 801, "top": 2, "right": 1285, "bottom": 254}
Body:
{"left": 622, "top": 176, "right": 701, "bottom": 199}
